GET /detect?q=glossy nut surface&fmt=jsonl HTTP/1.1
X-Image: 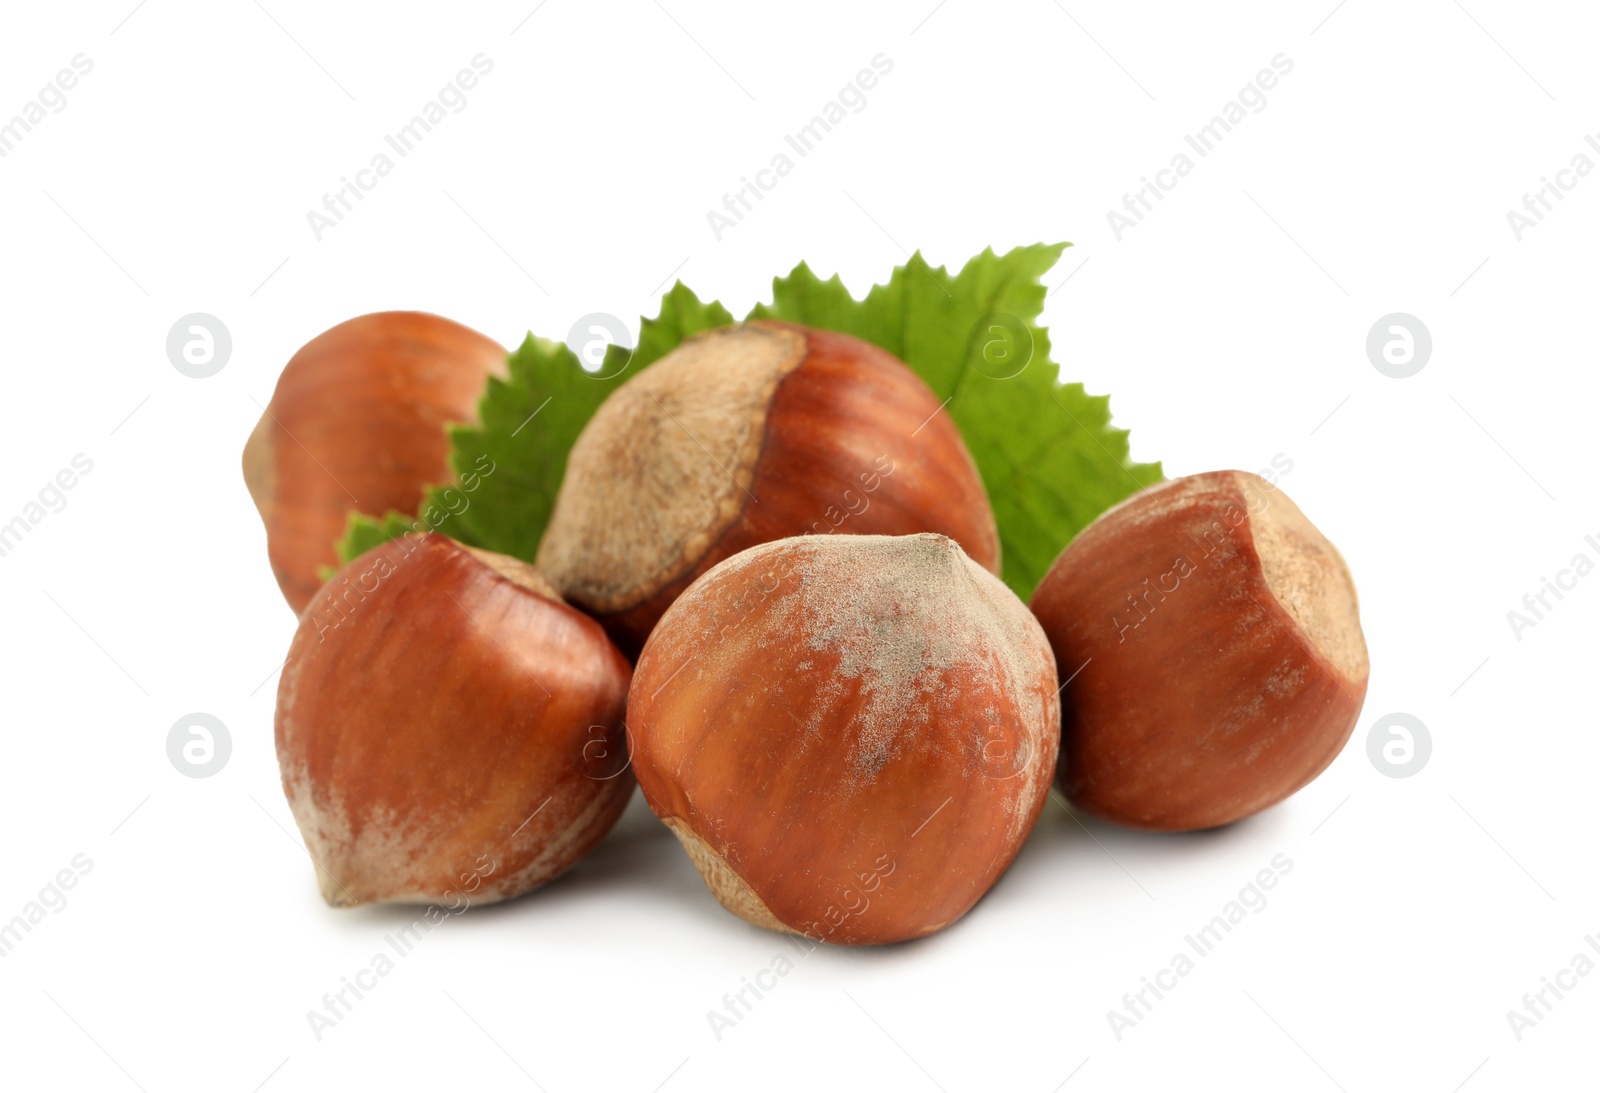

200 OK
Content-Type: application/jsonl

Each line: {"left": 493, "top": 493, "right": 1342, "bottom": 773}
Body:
{"left": 537, "top": 321, "right": 999, "bottom": 658}
{"left": 276, "top": 534, "right": 633, "bottom": 907}
{"left": 244, "top": 311, "right": 505, "bottom": 613}
{"left": 1031, "top": 471, "right": 1369, "bottom": 832}
{"left": 628, "top": 533, "right": 1058, "bottom": 945}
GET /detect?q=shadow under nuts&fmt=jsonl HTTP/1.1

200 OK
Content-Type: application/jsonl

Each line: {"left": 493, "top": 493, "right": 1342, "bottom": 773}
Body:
{"left": 627, "top": 533, "right": 1059, "bottom": 945}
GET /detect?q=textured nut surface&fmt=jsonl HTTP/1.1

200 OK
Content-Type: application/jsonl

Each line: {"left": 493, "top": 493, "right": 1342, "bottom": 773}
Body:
{"left": 1031, "top": 471, "right": 1368, "bottom": 831}
{"left": 244, "top": 311, "right": 505, "bottom": 613}
{"left": 538, "top": 323, "right": 808, "bottom": 612}
{"left": 629, "top": 533, "right": 1059, "bottom": 945}
{"left": 537, "top": 321, "right": 1000, "bottom": 657}
{"left": 276, "top": 534, "right": 633, "bottom": 907}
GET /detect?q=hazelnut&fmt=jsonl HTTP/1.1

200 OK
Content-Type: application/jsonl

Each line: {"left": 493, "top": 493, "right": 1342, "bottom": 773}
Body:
{"left": 244, "top": 311, "right": 506, "bottom": 613}
{"left": 275, "top": 533, "right": 633, "bottom": 907}
{"left": 1029, "top": 471, "right": 1369, "bottom": 832}
{"left": 628, "top": 533, "right": 1059, "bottom": 945}
{"left": 536, "top": 321, "right": 1000, "bottom": 657}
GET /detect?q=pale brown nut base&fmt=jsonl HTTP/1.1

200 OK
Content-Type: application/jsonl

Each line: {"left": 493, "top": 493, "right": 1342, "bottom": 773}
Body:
{"left": 1030, "top": 471, "right": 1369, "bottom": 832}
{"left": 663, "top": 819, "right": 794, "bottom": 936}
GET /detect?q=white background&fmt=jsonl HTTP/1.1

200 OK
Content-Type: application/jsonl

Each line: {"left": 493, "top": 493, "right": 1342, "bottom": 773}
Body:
{"left": 0, "top": 1, "right": 1594, "bottom": 1090}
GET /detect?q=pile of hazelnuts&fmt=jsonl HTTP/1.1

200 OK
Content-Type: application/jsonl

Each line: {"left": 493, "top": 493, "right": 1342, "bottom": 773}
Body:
{"left": 245, "top": 311, "right": 1368, "bottom": 945}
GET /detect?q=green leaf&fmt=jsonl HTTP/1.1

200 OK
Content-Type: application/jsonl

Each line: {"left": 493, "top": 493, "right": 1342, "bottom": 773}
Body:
{"left": 750, "top": 244, "right": 1162, "bottom": 600}
{"left": 332, "top": 247, "right": 1159, "bottom": 604}
{"left": 328, "top": 511, "right": 419, "bottom": 579}
{"left": 335, "top": 284, "right": 734, "bottom": 566}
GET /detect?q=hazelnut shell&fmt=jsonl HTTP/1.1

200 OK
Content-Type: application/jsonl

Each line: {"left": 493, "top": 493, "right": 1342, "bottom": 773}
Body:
{"left": 244, "top": 311, "right": 505, "bottom": 613}
{"left": 628, "top": 533, "right": 1060, "bottom": 945}
{"left": 275, "top": 534, "right": 633, "bottom": 906}
{"left": 537, "top": 321, "right": 1000, "bottom": 657}
{"left": 1030, "top": 471, "right": 1369, "bottom": 831}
